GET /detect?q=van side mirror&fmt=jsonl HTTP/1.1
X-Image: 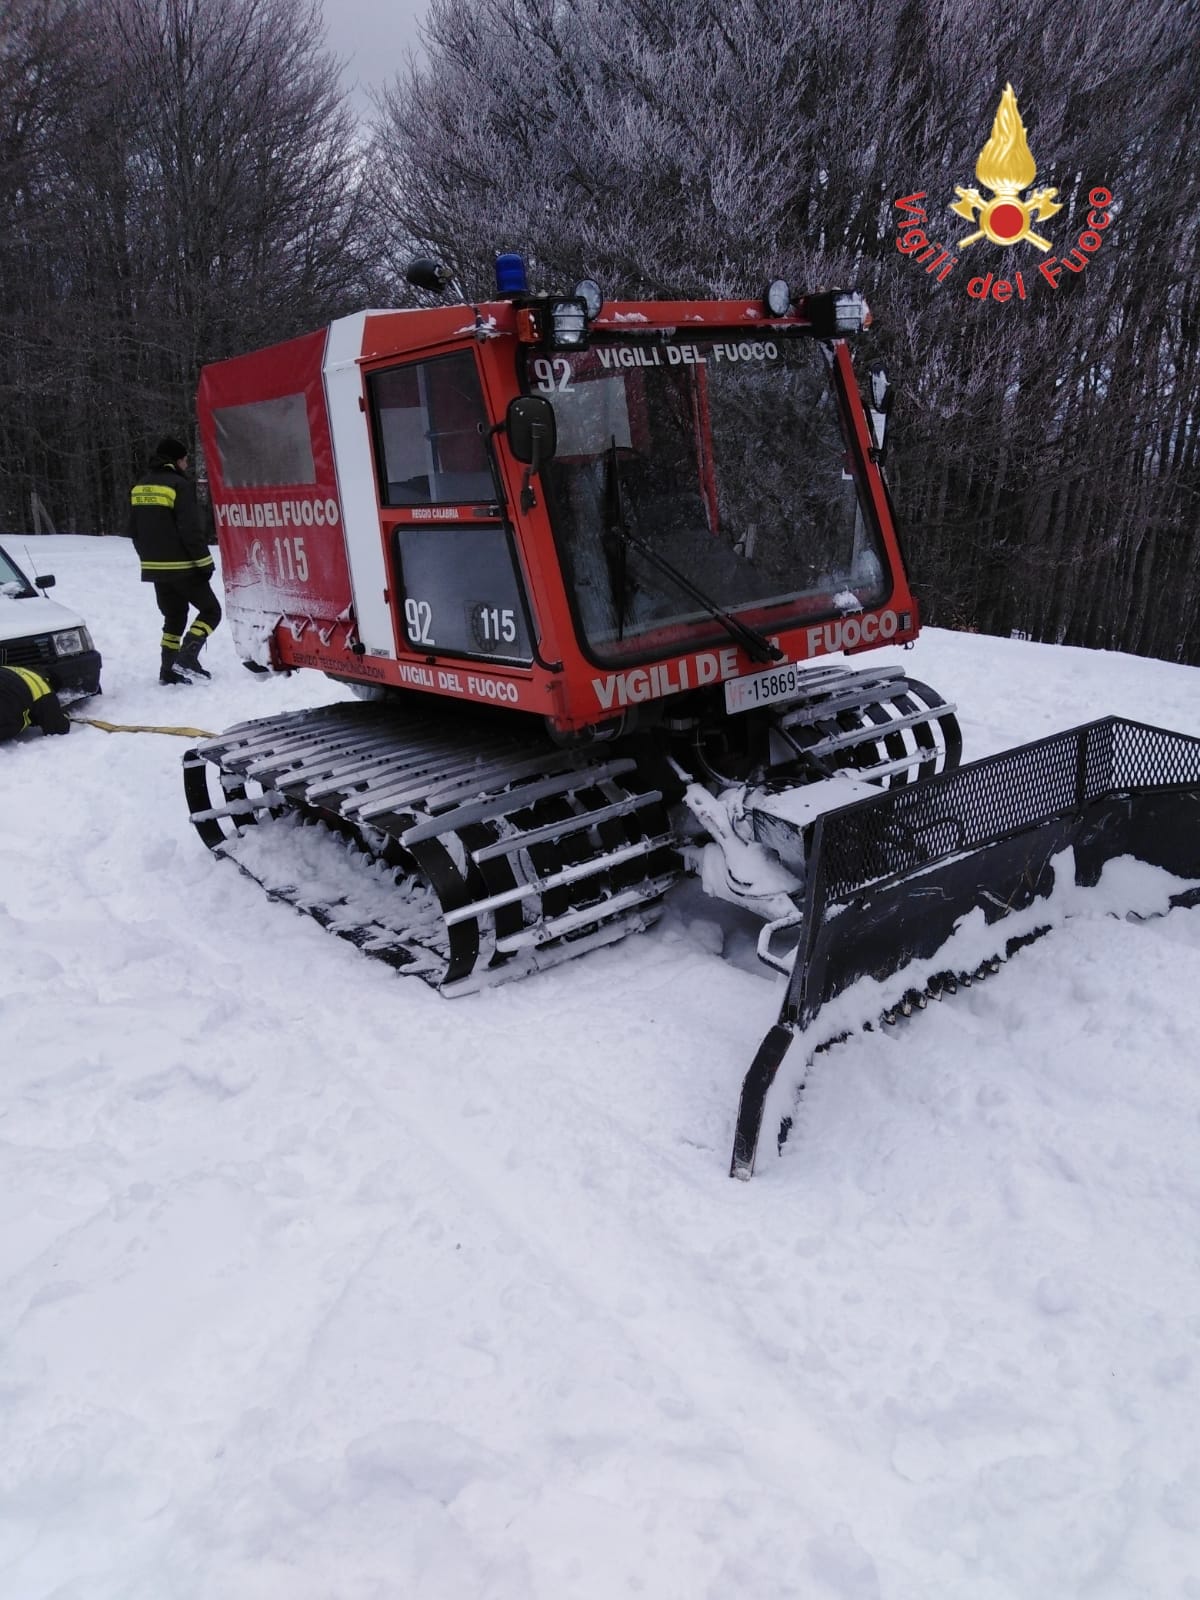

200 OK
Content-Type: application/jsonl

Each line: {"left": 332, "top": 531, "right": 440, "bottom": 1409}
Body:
{"left": 506, "top": 395, "right": 558, "bottom": 511}
{"left": 36, "top": 574, "right": 56, "bottom": 589}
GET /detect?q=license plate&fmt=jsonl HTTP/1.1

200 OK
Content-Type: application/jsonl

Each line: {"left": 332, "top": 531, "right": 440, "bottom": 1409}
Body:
{"left": 724, "top": 662, "right": 808, "bottom": 715}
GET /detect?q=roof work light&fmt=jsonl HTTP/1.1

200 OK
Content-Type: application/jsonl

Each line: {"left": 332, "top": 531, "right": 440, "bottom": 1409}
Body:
{"left": 405, "top": 257, "right": 451, "bottom": 293}
{"left": 574, "top": 278, "right": 604, "bottom": 318}
{"left": 548, "top": 298, "right": 589, "bottom": 348}
{"left": 514, "top": 296, "right": 592, "bottom": 350}
{"left": 803, "top": 290, "right": 873, "bottom": 338}
{"left": 764, "top": 278, "right": 792, "bottom": 316}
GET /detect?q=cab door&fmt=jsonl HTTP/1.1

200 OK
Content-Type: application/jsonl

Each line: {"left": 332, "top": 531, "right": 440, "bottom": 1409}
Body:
{"left": 366, "top": 348, "right": 537, "bottom": 666}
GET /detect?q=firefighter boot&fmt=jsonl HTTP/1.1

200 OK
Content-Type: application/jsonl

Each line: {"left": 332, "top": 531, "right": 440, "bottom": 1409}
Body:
{"left": 177, "top": 630, "right": 212, "bottom": 679}
{"left": 160, "top": 647, "right": 192, "bottom": 686}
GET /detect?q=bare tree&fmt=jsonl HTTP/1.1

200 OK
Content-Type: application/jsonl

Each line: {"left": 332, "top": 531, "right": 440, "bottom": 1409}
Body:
{"left": 0, "top": 0, "right": 381, "bottom": 533}
{"left": 0, "top": 0, "right": 98, "bottom": 527}
{"left": 368, "top": 0, "right": 1200, "bottom": 664}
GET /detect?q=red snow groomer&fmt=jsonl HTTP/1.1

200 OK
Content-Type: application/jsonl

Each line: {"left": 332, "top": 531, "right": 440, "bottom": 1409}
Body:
{"left": 187, "top": 256, "right": 1200, "bottom": 1175}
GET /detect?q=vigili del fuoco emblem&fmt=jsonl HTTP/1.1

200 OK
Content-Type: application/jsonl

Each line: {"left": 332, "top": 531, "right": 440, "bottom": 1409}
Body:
{"left": 949, "top": 82, "right": 1062, "bottom": 251}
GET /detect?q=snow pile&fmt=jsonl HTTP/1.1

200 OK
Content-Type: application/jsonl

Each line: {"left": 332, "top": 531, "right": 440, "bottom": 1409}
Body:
{"left": 2, "top": 537, "right": 1200, "bottom": 1599}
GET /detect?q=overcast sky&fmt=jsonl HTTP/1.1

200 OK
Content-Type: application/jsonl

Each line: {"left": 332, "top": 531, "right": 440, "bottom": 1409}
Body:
{"left": 323, "top": 0, "right": 430, "bottom": 113}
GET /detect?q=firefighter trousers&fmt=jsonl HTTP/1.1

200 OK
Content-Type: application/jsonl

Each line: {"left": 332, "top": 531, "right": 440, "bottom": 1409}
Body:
{"left": 154, "top": 571, "right": 222, "bottom": 655}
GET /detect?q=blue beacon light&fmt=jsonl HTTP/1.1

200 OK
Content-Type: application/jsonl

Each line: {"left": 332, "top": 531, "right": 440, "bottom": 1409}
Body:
{"left": 494, "top": 253, "right": 529, "bottom": 295}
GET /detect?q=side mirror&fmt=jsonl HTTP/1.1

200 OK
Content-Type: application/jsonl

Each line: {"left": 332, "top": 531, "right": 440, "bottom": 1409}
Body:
{"left": 506, "top": 396, "right": 558, "bottom": 510}
{"left": 36, "top": 574, "right": 56, "bottom": 589}
{"left": 506, "top": 395, "right": 557, "bottom": 467}
{"left": 867, "top": 364, "right": 892, "bottom": 457}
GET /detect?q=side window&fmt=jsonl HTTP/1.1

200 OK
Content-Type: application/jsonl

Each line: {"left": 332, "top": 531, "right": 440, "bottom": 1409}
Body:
{"left": 213, "top": 393, "right": 316, "bottom": 487}
{"left": 368, "top": 351, "right": 495, "bottom": 506}
{"left": 393, "top": 524, "right": 533, "bottom": 663}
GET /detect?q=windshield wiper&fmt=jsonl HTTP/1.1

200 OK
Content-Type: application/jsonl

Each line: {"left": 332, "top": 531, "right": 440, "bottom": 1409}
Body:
{"left": 603, "top": 435, "right": 631, "bottom": 639}
{"left": 603, "top": 439, "right": 782, "bottom": 666}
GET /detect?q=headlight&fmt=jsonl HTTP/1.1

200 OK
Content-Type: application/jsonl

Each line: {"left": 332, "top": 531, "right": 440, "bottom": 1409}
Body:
{"left": 52, "top": 626, "right": 91, "bottom": 656}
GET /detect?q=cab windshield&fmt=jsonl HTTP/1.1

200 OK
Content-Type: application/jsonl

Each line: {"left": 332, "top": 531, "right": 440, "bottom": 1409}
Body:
{"left": 531, "top": 336, "right": 887, "bottom": 665}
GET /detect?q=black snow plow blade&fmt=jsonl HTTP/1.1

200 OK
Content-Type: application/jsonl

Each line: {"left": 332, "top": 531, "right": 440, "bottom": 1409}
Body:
{"left": 731, "top": 717, "right": 1200, "bottom": 1178}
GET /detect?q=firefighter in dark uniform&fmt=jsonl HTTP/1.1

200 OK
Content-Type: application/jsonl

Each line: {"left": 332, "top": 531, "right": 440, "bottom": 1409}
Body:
{"left": 0, "top": 665, "right": 70, "bottom": 740}
{"left": 129, "top": 436, "right": 221, "bottom": 685}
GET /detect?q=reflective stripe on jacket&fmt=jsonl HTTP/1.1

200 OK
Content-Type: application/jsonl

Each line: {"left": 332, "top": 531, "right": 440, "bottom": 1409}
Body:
{"left": 128, "top": 461, "right": 213, "bottom": 582}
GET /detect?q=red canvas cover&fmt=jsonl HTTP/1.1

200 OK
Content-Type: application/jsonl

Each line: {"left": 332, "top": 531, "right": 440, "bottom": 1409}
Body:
{"left": 197, "top": 328, "right": 353, "bottom": 662}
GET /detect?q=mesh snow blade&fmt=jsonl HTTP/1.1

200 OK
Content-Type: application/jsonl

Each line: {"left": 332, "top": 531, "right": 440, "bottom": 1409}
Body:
{"left": 731, "top": 717, "right": 1200, "bottom": 1178}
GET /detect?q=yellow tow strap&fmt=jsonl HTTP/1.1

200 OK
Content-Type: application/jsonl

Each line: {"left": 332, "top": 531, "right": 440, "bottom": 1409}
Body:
{"left": 71, "top": 715, "right": 216, "bottom": 739}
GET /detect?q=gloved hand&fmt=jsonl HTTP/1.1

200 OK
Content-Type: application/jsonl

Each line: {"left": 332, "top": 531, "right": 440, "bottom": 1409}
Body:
{"left": 34, "top": 695, "right": 71, "bottom": 735}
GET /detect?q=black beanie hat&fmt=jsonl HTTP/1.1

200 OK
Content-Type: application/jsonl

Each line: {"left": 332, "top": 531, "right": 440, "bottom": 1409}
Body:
{"left": 154, "top": 435, "right": 188, "bottom": 464}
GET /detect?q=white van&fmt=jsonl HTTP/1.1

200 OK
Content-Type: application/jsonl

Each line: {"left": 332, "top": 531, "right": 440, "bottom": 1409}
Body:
{"left": 0, "top": 539, "right": 102, "bottom": 700}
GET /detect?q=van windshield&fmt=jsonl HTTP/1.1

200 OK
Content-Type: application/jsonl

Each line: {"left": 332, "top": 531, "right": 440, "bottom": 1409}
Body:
{"left": 529, "top": 336, "right": 887, "bottom": 665}
{"left": 0, "top": 545, "right": 33, "bottom": 597}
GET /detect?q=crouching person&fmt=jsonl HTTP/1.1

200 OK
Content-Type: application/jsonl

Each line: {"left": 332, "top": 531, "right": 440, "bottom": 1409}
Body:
{"left": 0, "top": 665, "right": 70, "bottom": 740}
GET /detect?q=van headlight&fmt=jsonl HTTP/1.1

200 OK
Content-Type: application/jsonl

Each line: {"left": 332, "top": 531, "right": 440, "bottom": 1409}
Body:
{"left": 52, "top": 626, "right": 91, "bottom": 656}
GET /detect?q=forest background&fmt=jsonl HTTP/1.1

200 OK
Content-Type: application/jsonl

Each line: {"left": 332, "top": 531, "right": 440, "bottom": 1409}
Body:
{"left": 2, "top": 0, "right": 1197, "bottom": 662}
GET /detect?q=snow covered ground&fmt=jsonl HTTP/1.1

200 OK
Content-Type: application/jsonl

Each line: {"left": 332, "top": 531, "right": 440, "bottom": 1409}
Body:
{"left": 3, "top": 536, "right": 1200, "bottom": 1600}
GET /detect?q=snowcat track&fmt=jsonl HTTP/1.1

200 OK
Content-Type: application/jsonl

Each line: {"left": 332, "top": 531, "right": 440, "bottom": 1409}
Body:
{"left": 768, "top": 663, "right": 961, "bottom": 787}
{"left": 182, "top": 665, "right": 960, "bottom": 998}
{"left": 184, "top": 702, "right": 682, "bottom": 993}
{"left": 731, "top": 716, "right": 1200, "bottom": 1178}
